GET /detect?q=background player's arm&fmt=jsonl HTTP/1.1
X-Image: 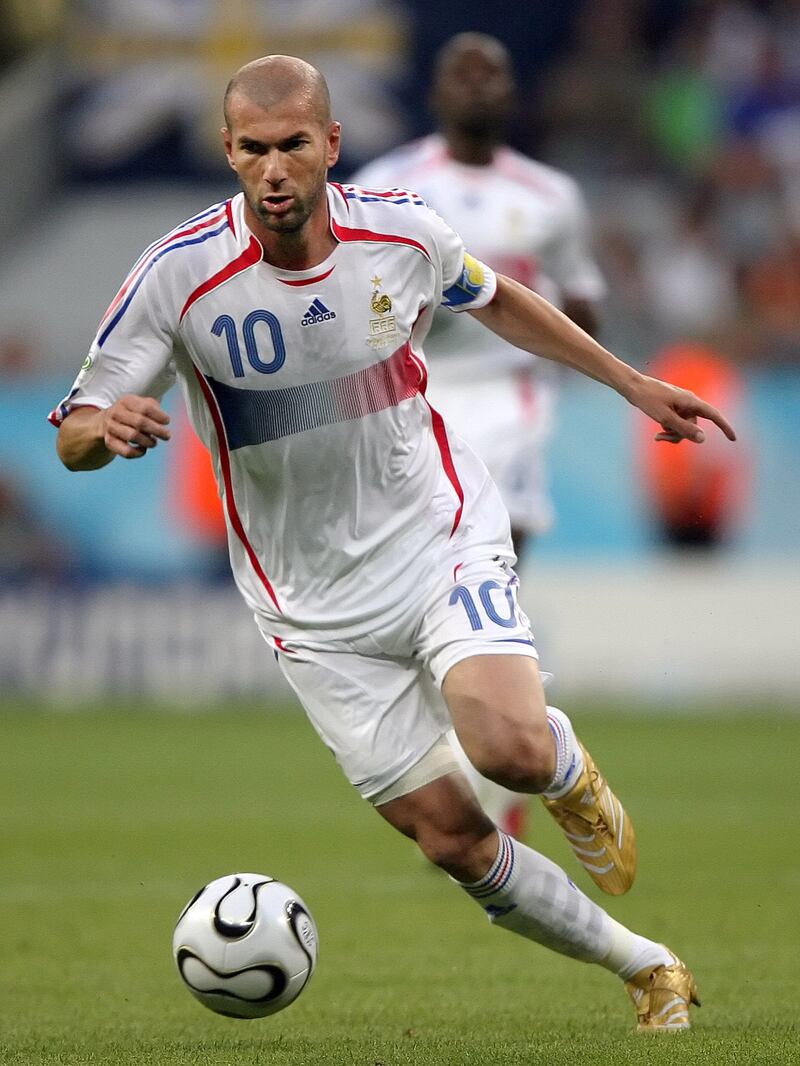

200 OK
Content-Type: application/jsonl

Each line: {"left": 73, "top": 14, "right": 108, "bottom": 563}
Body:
{"left": 470, "top": 274, "right": 736, "bottom": 445}
{"left": 57, "top": 395, "right": 171, "bottom": 471}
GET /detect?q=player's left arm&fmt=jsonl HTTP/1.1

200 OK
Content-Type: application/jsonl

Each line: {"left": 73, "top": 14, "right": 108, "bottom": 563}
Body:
{"left": 469, "top": 274, "right": 736, "bottom": 445}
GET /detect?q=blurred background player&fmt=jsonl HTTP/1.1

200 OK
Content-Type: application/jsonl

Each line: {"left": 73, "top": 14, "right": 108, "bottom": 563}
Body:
{"left": 352, "top": 32, "right": 606, "bottom": 840}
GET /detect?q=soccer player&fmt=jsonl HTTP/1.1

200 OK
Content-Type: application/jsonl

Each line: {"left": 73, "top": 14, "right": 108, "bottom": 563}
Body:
{"left": 352, "top": 33, "right": 606, "bottom": 841}
{"left": 51, "top": 55, "right": 735, "bottom": 1031}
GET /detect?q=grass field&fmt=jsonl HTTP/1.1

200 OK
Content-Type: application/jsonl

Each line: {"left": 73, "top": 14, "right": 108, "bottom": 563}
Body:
{"left": 1, "top": 703, "right": 797, "bottom": 1065}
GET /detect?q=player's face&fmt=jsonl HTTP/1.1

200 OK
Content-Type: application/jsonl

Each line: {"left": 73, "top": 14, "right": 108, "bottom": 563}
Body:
{"left": 432, "top": 46, "right": 515, "bottom": 137}
{"left": 223, "top": 93, "right": 341, "bottom": 237}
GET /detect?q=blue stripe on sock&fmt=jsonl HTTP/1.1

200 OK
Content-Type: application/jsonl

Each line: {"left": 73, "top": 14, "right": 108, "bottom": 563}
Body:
{"left": 463, "top": 834, "right": 516, "bottom": 899}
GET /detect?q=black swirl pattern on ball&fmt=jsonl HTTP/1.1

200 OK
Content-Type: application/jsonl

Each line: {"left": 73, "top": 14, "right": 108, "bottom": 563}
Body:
{"left": 175, "top": 885, "right": 206, "bottom": 926}
{"left": 176, "top": 948, "right": 288, "bottom": 1004}
{"left": 285, "top": 900, "right": 316, "bottom": 997}
{"left": 213, "top": 877, "right": 273, "bottom": 939}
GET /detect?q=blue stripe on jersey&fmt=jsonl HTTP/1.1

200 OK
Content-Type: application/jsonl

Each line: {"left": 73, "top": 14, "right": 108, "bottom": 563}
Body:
{"left": 98, "top": 222, "right": 229, "bottom": 347}
{"left": 344, "top": 192, "right": 426, "bottom": 207}
{"left": 205, "top": 343, "right": 418, "bottom": 450}
{"left": 129, "top": 202, "right": 227, "bottom": 273}
{"left": 209, "top": 375, "right": 338, "bottom": 450}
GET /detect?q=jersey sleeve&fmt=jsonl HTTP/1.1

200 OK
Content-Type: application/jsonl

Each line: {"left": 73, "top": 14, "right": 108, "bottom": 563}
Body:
{"left": 546, "top": 179, "right": 606, "bottom": 303}
{"left": 425, "top": 206, "right": 497, "bottom": 314}
{"left": 48, "top": 260, "right": 178, "bottom": 426}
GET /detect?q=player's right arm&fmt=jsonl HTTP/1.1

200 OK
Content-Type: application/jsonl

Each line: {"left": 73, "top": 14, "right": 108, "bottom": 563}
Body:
{"left": 51, "top": 236, "right": 180, "bottom": 471}
{"left": 56, "top": 395, "right": 171, "bottom": 471}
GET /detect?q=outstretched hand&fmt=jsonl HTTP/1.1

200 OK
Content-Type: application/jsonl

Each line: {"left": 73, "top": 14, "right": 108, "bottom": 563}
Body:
{"left": 100, "top": 394, "right": 171, "bottom": 459}
{"left": 625, "top": 374, "right": 736, "bottom": 445}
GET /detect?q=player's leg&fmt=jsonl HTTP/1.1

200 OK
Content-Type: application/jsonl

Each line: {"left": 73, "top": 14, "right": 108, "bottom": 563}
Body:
{"left": 446, "top": 726, "right": 529, "bottom": 838}
{"left": 418, "top": 550, "right": 636, "bottom": 895}
{"left": 376, "top": 773, "right": 699, "bottom": 1031}
{"left": 440, "top": 649, "right": 636, "bottom": 895}
{"left": 274, "top": 634, "right": 696, "bottom": 1030}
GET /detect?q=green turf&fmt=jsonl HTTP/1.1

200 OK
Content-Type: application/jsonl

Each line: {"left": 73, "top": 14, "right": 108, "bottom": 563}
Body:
{"left": 1, "top": 704, "right": 798, "bottom": 1065}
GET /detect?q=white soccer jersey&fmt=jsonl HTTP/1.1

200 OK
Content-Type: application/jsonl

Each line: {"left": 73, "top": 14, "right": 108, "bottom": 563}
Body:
{"left": 352, "top": 133, "right": 606, "bottom": 382}
{"left": 352, "top": 136, "right": 606, "bottom": 534}
{"left": 50, "top": 186, "right": 512, "bottom": 642}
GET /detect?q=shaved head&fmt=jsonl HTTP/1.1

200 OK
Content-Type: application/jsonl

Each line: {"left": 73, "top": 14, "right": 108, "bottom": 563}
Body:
{"left": 221, "top": 54, "right": 341, "bottom": 258}
{"left": 433, "top": 32, "right": 513, "bottom": 78}
{"left": 224, "top": 55, "right": 332, "bottom": 129}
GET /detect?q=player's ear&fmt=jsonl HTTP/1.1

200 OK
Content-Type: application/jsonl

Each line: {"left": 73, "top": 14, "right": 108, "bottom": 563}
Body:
{"left": 326, "top": 122, "right": 341, "bottom": 168}
{"left": 221, "top": 127, "right": 237, "bottom": 171}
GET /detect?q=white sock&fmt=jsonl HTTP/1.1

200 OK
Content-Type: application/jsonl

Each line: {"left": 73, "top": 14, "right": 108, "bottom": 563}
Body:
{"left": 543, "top": 706, "right": 583, "bottom": 798}
{"left": 457, "top": 831, "right": 671, "bottom": 977}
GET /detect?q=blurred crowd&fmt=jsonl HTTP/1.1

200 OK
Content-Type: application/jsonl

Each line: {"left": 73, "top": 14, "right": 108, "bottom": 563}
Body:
{"left": 527, "top": 0, "right": 800, "bottom": 368}
{"left": 1, "top": 0, "right": 797, "bottom": 370}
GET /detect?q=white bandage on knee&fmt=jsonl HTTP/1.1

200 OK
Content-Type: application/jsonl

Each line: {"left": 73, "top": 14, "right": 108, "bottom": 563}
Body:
{"left": 371, "top": 736, "right": 460, "bottom": 806}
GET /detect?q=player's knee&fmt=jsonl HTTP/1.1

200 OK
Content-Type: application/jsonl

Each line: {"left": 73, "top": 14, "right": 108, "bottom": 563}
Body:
{"left": 471, "top": 723, "right": 555, "bottom": 794}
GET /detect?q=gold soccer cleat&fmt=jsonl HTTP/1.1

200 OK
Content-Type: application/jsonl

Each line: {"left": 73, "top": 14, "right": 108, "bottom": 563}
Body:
{"left": 541, "top": 741, "right": 637, "bottom": 895}
{"left": 625, "top": 952, "right": 701, "bottom": 1032}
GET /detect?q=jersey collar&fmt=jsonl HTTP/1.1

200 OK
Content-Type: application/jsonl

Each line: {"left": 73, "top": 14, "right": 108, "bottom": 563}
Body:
{"left": 232, "top": 186, "right": 348, "bottom": 255}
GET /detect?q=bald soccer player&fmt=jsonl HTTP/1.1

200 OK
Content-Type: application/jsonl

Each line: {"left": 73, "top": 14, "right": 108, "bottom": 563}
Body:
{"left": 53, "top": 55, "right": 735, "bottom": 1032}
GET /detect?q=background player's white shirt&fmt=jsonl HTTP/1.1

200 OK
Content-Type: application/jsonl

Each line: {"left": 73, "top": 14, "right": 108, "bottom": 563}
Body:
{"left": 352, "top": 134, "right": 606, "bottom": 382}
{"left": 50, "top": 187, "right": 511, "bottom": 643}
{"left": 352, "top": 135, "right": 606, "bottom": 534}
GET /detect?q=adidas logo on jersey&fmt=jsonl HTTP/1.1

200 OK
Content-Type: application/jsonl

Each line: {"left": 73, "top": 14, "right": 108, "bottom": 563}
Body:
{"left": 301, "top": 298, "right": 337, "bottom": 326}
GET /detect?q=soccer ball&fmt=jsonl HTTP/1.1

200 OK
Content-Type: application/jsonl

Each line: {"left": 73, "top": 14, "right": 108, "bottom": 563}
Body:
{"left": 172, "top": 872, "right": 318, "bottom": 1019}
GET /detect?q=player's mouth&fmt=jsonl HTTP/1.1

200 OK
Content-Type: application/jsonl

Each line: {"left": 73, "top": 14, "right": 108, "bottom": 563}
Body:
{"left": 261, "top": 195, "right": 295, "bottom": 216}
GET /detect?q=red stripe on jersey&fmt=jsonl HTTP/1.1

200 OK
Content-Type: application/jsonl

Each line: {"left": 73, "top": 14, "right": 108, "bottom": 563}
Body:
{"left": 356, "top": 187, "right": 419, "bottom": 199}
{"left": 429, "top": 407, "right": 464, "bottom": 536}
{"left": 192, "top": 365, "right": 282, "bottom": 612}
{"left": 407, "top": 349, "right": 465, "bottom": 536}
{"left": 330, "top": 182, "right": 350, "bottom": 209}
{"left": 330, "top": 219, "right": 431, "bottom": 262}
{"left": 276, "top": 265, "right": 335, "bottom": 287}
{"left": 180, "top": 236, "right": 262, "bottom": 320}
{"left": 225, "top": 198, "right": 236, "bottom": 237}
{"left": 99, "top": 209, "right": 229, "bottom": 330}
{"left": 47, "top": 402, "right": 101, "bottom": 427}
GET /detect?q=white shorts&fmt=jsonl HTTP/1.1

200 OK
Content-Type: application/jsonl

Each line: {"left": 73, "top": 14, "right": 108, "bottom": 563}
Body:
{"left": 425, "top": 368, "right": 558, "bottom": 535}
{"left": 274, "top": 555, "right": 538, "bottom": 801}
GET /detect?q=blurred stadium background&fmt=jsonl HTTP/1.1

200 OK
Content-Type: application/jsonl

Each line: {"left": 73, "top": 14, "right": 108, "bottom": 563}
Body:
{"left": 0, "top": 0, "right": 798, "bottom": 709}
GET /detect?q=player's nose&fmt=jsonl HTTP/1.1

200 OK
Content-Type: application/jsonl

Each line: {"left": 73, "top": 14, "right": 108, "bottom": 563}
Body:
{"left": 262, "top": 151, "right": 287, "bottom": 186}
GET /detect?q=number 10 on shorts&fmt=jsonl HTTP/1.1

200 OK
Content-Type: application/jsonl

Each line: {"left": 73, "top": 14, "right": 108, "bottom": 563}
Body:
{"left": 449, "top": 579, "right": 518, "bottom": 631}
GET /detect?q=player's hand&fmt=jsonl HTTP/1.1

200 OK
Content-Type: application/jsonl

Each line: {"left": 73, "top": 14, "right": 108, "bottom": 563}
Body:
{"left": 624, "top": 374, "right": 737, "bottom": 445}
{"left": 100, "top": 394, "right": 171, "bottom": 459}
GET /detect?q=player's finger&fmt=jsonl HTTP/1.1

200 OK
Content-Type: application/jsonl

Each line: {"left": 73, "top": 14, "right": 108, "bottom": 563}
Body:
{"left": 117, "top": 397, "right": 172, "bottom": 435}
{"left": 654, "top": 429, "right": 682, "bottom": 444}
{"left": 127, "top": 431, "right": 159, "bottom": 450}
{"left": 661, "top": 412, "right": 705, "bottom": 444}
{"left": 137, "top": 418, "right": 171, "bottom": 441}
{"left": 690, "top": 399, "right": 737, "bottom": 441}
{"left": 139, "top": 403, "right": 170, "bottom": 425}
{"left": 112, "top": 412, "right": 171, "bottom": 442}
{"left": 107, "top": 438, "right": 148, "bottom": 460}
